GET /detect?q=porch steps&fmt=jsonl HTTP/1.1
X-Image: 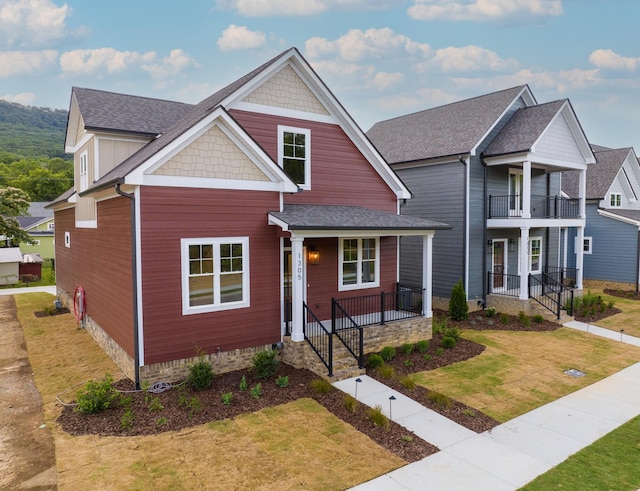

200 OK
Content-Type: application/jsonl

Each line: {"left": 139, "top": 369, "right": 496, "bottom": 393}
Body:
{"left": 330, "top": 341, "right": 366, "bottom": 381}
{"left": 529, "top": 296, "right": 574, "bottom": 324}
{"left": 282, "top": 336, "right": 365, "bottom": 381}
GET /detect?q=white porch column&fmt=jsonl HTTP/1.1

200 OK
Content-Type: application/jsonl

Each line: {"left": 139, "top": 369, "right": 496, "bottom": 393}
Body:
{"left": 562, "top": 227, "right": 568, "bottom": 269}
{"left": 575, "top": 226, "right": 584, "bottom": 290}
{"left": 578, "top": 168, "right": 587, "bottom": 218}
{"left": 519, "top": 226, "right": 530, "bottom": 300}
{"left": 421, "top": 233, "right": 434, "bottom": 318}
{"left": 290, "top": 237, "right": 305, "bottom": 342}
{"left": 522, "top": 160, "right": 532, "bottom": 219}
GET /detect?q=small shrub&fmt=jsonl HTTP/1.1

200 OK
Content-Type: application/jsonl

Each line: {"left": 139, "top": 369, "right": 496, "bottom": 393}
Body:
{"left": 188, "top": 351, "right": 214, "bottom": 391}
{"left": 533, "top": 314, "right": 544, "bottom": 324}
{"left": 500, "top": 313, "right": 510, "bottom": 324}
{"left": 379, "top": 346, "right": 396, "bottom": 361}
{"left": 448, "top": 279, "right": 468, "bottom": 321}
{"left": 250, "top": 383, "right": 262, "bottom": 399}
{"left": 444, "top": 326, "right": 460, "bottom": 340}
{"left": 275, "top": 375, "right": 289, "bottom": 388}
{"left": 366, "top": 405, "right": 390, "bottom": 430}
{"left": 403, "top": 359, "right": 414, "bottom": 367}
{"left": 309, "top": 378, "right": 334, "bottom": 394}
{"left": 252, "top": 350, "right": 278, "bottom": 380}
{"left": 120, "top": 407, "right": 134, "bottom": 430}
{"left": 179, "top": 393, "right": 202, "bottom": 416}
{"left": 401, "top": 435, "right": 413, "bottom": 443}
{"left": 442, "top": 336, "right": 456, "bottom": 349}
{"left": 239, "top": 375, "right": 248, "bottom": 391}
{"left": 462, "top": 408, "right": 476, "bottom": 417}
{"left": 427, "top": 391, "right": 452, "bottom": 409}
{"left": 608, "top": 301, "right": 614, "bottom": 309}
{"left": 367, "top": 354, "right": 384, "bottom": 369}
{"left": 401, "top": 343, "right": 414, "bottom": 356}
{"left": 377, "top": 364, "right": 396, "bottom": 379}
{"left": 423, "top": 354, "right": 432, "bottom": 361}
{"left": 221, "top": 392, "right": 234, "bottom": 405}
{"left": 485, "top": 306, "right": 497, "bottom": 317}
{"left": 75, "top": 373, "right": 118, "bottom": 414}
{"left": 518, "top": 311, "right": 527, "bottom": 323}
{"left": 155, "top": 417, "right": 168, "bottom": 426}
{"left": 148, "top": 397, "right": 164, "bottom": 412}
{"left": 521, "top": 316, "right": 531, "bottom": 328}
{"left": 343, "top": 394, "right": 357, "bottom": 413}
{"left": 435, "top": 347, "right": 444, "bottom": 356}
{"left": 416, "top": 340, "right": 429, "bottom": 353}
{"left": 400, "top": 375, "right": 417, "bottom": 390}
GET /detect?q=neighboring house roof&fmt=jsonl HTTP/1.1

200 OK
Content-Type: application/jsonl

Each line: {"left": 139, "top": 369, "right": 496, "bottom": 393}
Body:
{"left": 366, "top": 85, "right": 533, "bottom": 163}
{"left": 27, "top": 202, "right": 53, "bottom": 219}
{"left": 22, "top": 252, "right": 43, "bottom": 263}
{"left": 269, "top": 204, "right": 450, "bottom": 231}
{"left": 72, "top": 87, "right": 194, "bottom": 137}
{"left": 0, "top": 247, "right": 23, "bottom": 263}
{"left": 590, "top": 143, "right": 612, "bottom": 152}
{"left": 17, "top": 216, "right": 43, "bottom": 229}
{"left": 563, "top": 147, "right": 634, "bottom": 199}
{"left": 484, "top": 100, "right": 567, "bottom": 156}
{"left": 598, "top": 208, "right": 640, "bottom": 226}
{"left": 47, "top": 187, "right": 75, "bottom": 208}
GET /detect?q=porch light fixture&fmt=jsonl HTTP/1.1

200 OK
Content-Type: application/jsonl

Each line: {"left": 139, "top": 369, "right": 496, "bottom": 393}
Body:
{"left": 308, "top": 248, "right": 320, "bottom": 265}
{"left": 509, "top": 238, "right": 517, "bottom": 252}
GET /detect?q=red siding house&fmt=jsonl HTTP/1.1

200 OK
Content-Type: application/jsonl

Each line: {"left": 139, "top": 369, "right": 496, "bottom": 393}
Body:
{"left": 50, "top": 48, "right": 447, "bottom": 386}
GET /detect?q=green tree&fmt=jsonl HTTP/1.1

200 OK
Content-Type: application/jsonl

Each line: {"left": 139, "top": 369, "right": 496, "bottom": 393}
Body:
{"left": 448, "top": 279, "right": 468, "bottom": 321}
{"left": 11, "top": 167, "right": 72, "bottom": 201}
{"left": 0, "top": 187, "right": 35, "bottom": 245}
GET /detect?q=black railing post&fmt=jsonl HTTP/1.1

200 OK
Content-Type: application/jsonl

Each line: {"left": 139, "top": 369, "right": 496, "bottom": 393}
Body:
{"left": 328, "top": 329, "right": 333, "bottom": 377}
{"left": 331, "top": 297, "right": 336, "bottom": 334}
{"left": 380, "top": 292, "right": 385, "bottom": 325}
{"left": 556, "top": 283, "right": 562, "bottom": 319}
{"left": 358, "top": 328, "right": 364, "bottom": 368}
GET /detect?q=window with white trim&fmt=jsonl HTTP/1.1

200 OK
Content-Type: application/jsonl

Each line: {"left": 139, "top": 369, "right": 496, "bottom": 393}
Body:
{"left": 64, "top": 232, "right": 70, "bottom": 248}
{"left": 79, "top": 151, "right": 89, "bottom": 192}
{"left": 610, "top": 193, "right": 622, "bottom": 207}
{"left": 181, "top": 237, "right": 250, "bottom": 314}
{"left": 47, "top": 222, "right": 55, "bottom": 230}
{"left": 339, "top": 237, "right": 379, "bottom": 290}
{"left": 583, "top": 237, "right": 592, "bottom": 254}
{"left": 529, "top": 237, "right": 542, "bottom": 274}
{"left": 32, "top": 240, "right": 40, "bottom": 245}
{"left": 278, "top": 126, "right": 310, "bottom": 189}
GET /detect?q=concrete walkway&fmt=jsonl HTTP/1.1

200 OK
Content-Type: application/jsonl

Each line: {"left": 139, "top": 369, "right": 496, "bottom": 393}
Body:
{"left": 0, "top": 285, "right": 56, "bottom": 296}
{"left": 337, "top": 323, "right": 640, "bottom": 490}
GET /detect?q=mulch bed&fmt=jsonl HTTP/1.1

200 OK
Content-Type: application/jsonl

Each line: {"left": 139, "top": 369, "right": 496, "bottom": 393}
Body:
{"left": 604, "top": 288, "right": 640, "bottom": 300}
{"left": 34, "top": 307, "right": 71, "bottom": 318}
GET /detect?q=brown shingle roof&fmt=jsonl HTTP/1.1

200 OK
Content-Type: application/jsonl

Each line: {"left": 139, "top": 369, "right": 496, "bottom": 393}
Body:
{"left": 562, "top": 147, "right": 633, "bottom": 199}
{"left": 366, "top": 85, "right": 530, "bottom": 163}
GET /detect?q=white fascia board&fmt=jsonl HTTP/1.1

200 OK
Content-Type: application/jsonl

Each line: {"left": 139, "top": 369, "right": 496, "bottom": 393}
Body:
{"left": 268, "top": 214, "right": 290, "bottom": 231}
{"left": 232, "top": 101, "right": 335, "bottom": 125}
{"left": 597, "top": 208, "right": 640, "bottom": 228}
{"left": 66, "top": 132, "right": 93, "bottom": 154}
{"left": 141, "top": 174, "right": 290, "bottom": 192}
{"left": 470, "top": 86, "right": 536, "bottom": 157}
{"left": 288, "top": 229, "right": 437, "bottom": 239}
{"left": 75, "top": 220, "right": 97, "bottom": 228}
{"left": 126, "top": 108, "right": 298, "bottom": 193}
{"left": 487, "top": 218, "right": 585, "bottom": 229}
{"left": 483, "top": 151, "right": 588, "bottom": 171}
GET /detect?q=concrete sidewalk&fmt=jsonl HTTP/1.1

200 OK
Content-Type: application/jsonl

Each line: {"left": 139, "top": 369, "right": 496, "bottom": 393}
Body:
{"left": 338, "top": 323, "right": 640, "bottom": 490}
{"left": 0, "top": 285, "right": 56, "bottom": 296}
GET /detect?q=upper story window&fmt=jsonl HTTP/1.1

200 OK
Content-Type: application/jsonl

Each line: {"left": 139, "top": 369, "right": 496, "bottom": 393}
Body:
{"left": 529, "top": 237, "right": 542, "bottom": 274}
{"left": 47, "top": 222, "right": 55, "bottom": 231}
{"left": 339, "top": 237, "right": 379, "bottom": 291}
{"left": 278, "top": 126, "right": 310, "bottom": 189}
{"left": 181, "top": 237, "right": 250, "bottom": 315}
{"left": 79, "top": 151, "right": 89, "bottom": 192}
{"left": 610, "top": 193, "right": 622, "bottom": 207}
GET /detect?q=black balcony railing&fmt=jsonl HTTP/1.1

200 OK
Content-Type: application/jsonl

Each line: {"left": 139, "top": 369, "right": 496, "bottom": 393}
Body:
{"left": 303, "top": 302, "right": 332, "bottom": 376}
{"left": 486, "top": 272, "right": 521, "bottom": 297}
{"left": 488, "top": 195, "right": 581, "bottom": 219}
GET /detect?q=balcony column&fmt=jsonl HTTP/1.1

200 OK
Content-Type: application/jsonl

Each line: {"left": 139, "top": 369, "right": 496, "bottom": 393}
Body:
{"left": 421, "top": 232, "right": 434, "bottom": 318}
{"left": 519, "top": 226, "right": 530, "bottom": 300}
{"left": 290, "top": 237, "right": 305, "bottom": 342}
{"left": 575, "top": 226, "right": 584, "bottom": 290}
{"left": 578, "top": 168, "right": 587, "bottom": 218}
{"left": 522, "top": 160, "right": 532, "bottom": 219}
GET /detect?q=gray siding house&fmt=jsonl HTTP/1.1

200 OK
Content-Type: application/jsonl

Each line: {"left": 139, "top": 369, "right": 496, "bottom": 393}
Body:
{"left": 368, "top": 85, "right": 595, "bottom": 316}
{"left": 563, "top": 146, "right": 640, "bottom": 290}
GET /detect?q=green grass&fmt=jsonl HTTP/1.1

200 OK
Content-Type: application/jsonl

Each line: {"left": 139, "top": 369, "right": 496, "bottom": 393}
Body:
{"left": 520, "top": 416, "right": 640, "bottom": 490}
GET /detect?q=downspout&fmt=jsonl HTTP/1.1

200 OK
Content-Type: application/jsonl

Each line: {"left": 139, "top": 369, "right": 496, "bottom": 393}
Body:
{"left": 115, "top": 181, "right": 141, "bottom": 390}
{"left": 459, "top": 155, "right": 468, "bottom": 299}
{"left": 545, "top": 173, "right": 550, "bottom": 271}
{"left": 480, "top": 153, "right": 488, "bottom": 308}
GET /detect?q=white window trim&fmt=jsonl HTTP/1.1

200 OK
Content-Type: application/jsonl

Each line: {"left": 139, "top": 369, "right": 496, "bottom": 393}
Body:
{"left": 181, "top": 237, "right": 250, "bottom": 315}
{"left": 47, "top": 222, "right": 55, "bottom": 230}
{"left": 583, "top": 236, "right": 592, "bottom": 254}
{"left": 64, "top": 232, "right": 70, "bottom": 248}
{"left": 338, "top": 237, "right": 380, "bottom": 291}
{"left": 529, "top": 236, "right": 542, "bottom": 274}
{"left": 32, "top": 240, "right": 40, "bottom": 245}
{"left": 277, "top": 125, "right": 311, "bottom": 190}
{"left": 79, "top": 150, "right": 89, "bottom": 192}
{"left": 610, "top": 192, "right": 622, "bottom": 208}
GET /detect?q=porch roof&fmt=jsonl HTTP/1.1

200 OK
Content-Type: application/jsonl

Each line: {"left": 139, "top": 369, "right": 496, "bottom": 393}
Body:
{"left": 268, "top": 204, "right": 449, "bottom": 233}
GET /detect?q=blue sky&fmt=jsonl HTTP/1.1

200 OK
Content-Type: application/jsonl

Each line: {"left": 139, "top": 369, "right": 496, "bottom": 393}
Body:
{"left": 1, "top": 0, "right": 640, "bottom": 152}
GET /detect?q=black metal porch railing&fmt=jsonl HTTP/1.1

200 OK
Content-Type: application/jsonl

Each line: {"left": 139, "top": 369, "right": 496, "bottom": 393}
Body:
{"left": 544, "top": 265, "right": 577, "bottom": 288}
{"left": 488, "top": 195, "right": 581, "bottom": 219}
{"left": 331, "top": 300, "right": 364, "bottom": 369}
{"left": 303, "top": 302, "right": 332, "bottom": 376}
{"left": 486, "top": 272, "right": 522, "bottom": 297}
{"left": 528, "top": 273, "right": 574, "bottom": 318}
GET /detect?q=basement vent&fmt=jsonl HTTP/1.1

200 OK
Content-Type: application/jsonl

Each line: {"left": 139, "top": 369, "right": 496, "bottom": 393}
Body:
{"left": 564, "top": 368, "right": 585, "bottom": 378}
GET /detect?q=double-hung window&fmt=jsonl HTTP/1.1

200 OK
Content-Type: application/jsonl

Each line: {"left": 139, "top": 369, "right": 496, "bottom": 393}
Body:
{"left": 181, "top": 237, "right": 249, "bottom": 314}
{"left": 79, "top": 151, "right": 88, "bottom": 192}
{"left": 278, "top": 126, "right": 310, "bottom": 189}
{"left": 529, "top": 237, "right": 542, "bottom": 274}
{"left": 610, "top": 193, "right": 622, "bottom": 207}
{"left": 339, "top": 237, "right": 379, "bottom": 290}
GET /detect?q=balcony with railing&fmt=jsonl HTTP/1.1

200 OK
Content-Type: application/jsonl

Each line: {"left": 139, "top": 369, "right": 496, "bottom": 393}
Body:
{"left": 488, "top": 195, "right": 581, "bottom": 219}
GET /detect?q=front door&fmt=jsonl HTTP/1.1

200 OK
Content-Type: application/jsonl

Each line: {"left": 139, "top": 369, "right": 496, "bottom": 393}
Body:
{"left": 491, "top": 239, "right": 507, "bottom": 291}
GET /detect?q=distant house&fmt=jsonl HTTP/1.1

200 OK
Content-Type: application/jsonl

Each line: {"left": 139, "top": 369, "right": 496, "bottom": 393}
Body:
{"left": 49, "top": 47, "right": 447, "bottom": 386}
{"left": 0, "top": 247, "right": 23, "bottom": 285}
{"left": 17, "top": 202, "right": 55, "bottom": 260}
{"left": 563, "top": 145, "right": 640, "bottom": 290}
{"left": 368, "top": 85, "right": 595, "bottom": 318}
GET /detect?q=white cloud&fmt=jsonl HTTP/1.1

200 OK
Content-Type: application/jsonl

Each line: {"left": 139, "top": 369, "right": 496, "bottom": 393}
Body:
{"left": 0, "top": 49, "right": 57, "bottom": 77}
{"left": 0, "top": 91, "right": 36, "bottom": 105}
{"left": 59, "top": 48, "right": 157, "bottom": 75}
{"left": 217, "top": 24, "right": 266, "bottom": 51}
{"left": 217, "top": 0, "right": 403, "bottom": 16}
{"left": 142, "top": 49, "right": 200, "bottom": 79}
{"left": 416, "top": 45, "right": 518, "bottom": 73}
{"left": 589, "top": 49, "right": 640, "bottom": 72}
{"left": 408, "top": 0, "right": 563, "bottom": 22}
{"left": 370, "top": 71, "right": 404, "bottom": 90}
{"left": 0, "top": 0, "right": 72, "bottom": 48}
{"left": 306, "top": 27, "right": 431, "bottom": 63}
